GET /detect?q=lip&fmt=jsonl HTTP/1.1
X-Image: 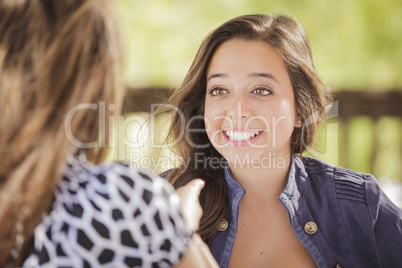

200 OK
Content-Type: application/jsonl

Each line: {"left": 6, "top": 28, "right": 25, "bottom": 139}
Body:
{"left": 222, "top": 128, "right": 264, "bottom": 147}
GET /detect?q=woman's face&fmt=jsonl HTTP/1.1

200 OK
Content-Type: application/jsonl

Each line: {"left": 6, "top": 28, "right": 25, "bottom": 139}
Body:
{"left": 204, "top": 39, "right": 300, "bottom": 167}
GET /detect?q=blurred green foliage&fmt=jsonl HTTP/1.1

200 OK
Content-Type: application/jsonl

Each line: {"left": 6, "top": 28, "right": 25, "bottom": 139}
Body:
{"left": 115, "top": 0, "right": 402, "bottom": 90}
{"left": 112, "top": 0, "right": 402, "bottom": 183}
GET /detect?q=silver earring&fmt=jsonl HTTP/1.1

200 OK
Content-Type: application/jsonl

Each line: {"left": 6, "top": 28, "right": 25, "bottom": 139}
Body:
{"left": 298, "top": 120, "right": 301, "bottom": 124}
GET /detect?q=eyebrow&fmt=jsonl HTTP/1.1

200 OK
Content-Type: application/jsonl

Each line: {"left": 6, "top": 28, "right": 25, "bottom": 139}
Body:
{"left": 207, "top": 73, "right": 228, "bottom": 82}
{"left": 249, "top": 73, "right": 279, "bottom": 83}
{"left": 207, "top": 72, "right": 279, "bottom": 83}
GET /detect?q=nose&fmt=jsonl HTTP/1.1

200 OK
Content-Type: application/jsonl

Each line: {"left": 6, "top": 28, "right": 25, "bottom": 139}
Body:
{"left": 226, "top": 97, "right": 251, "bottom": 119}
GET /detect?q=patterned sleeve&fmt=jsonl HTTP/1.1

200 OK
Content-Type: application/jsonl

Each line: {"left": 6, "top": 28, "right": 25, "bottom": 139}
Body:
{"left": 98, "top": 162, "right": 193, "bottom": 267}
{"left": 22, "top": 160, "right": 193, "bottom": 268}
{"left": 105, "top": 162, "right": 193, "bottom": 267}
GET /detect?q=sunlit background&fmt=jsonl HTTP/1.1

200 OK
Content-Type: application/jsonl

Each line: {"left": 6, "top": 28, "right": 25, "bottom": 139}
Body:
{"left": 111, "top": 0, "right": 402, "bottom": 205}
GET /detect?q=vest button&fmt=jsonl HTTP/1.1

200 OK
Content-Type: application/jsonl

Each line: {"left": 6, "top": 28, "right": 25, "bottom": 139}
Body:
{"left": 336, "top": 263, "right": 342, "bottom": 268}
{"left": 304, "top": 221, "right": 317, "bottom": 234}
{"left": 217, "top": 219, "right": 228, "bottom": 231}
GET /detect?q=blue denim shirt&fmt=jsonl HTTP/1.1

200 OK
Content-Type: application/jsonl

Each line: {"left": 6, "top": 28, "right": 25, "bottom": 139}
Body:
{"left": 209, "top": 156, "right": 402, "bottom": 268}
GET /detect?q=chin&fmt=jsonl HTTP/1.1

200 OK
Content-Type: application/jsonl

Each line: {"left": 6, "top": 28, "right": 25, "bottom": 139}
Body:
{"left": 221, "top": 149, "right": 288, "bottom": 170}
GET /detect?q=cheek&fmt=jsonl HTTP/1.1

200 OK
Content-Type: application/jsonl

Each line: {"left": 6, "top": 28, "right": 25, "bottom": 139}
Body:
{"left": 204, "top": 101, "right": 211, "bottom": 130}
{"left": 204, "top": 99, "right": 217, "bottom": 131}
{"left": 263, "top": 100, "right": 296, "bottom": 136}
{"left": 204, "top": 99, "right": 226, "bottom": 147}
{"left": 277, "top": 99, "right": 296, "bottom": 123}
{"left": 204, "top": 114, "right": 213, "bottom": 136}
{"left": 258, "top": 100, "right": 293, "bottom": 122}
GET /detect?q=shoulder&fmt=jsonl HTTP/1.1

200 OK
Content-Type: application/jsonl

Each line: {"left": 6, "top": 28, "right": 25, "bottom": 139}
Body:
{"left": 294, "top": 157, "right": 402, "bottom": 266}
{"left": 300, "top": 156, "right": 381, "bottom": 205}
{"left": 302, "top": 156, "right": 373, "bottom": 183}
{"left": 302, "top": 156, "right": 369, "bottom": 181}
{"left": 300, "top": 156, "right": 401, "bottom": 216}
{"left": 23, "top": 155, "right": 191, "bottom": 267}
{"left": 86, "top": 160, "right": 177, "bottom": 202}
{"left": 60, "top": 156, "right": 181, "bottom": 219}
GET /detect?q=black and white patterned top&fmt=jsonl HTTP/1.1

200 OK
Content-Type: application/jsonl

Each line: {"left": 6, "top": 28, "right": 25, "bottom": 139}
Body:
{"left": 22, "top": 154, "right": 192, "bottom": 268}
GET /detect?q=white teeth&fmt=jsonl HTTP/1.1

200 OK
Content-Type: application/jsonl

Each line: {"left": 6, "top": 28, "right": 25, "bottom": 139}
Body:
{"left": 225, "top": 130, "right": 260, "bottom": 141}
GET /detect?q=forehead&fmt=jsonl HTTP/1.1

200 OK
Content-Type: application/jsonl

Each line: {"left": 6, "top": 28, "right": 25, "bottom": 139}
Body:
{"left": 206, "top": 39, "right": 289, "bottom": 81}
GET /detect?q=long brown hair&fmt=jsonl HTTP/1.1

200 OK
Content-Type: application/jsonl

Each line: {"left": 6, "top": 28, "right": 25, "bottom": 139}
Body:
{"left": 0, "top": 0, "right": 123, "bottom": 265}
{"left": 161, "top": 14, "right": 332, "bottom": 244}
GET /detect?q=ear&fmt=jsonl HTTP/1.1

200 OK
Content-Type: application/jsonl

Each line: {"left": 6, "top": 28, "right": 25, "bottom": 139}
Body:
{"left": 295, "top": 115, "right": 303, "bottom": 128}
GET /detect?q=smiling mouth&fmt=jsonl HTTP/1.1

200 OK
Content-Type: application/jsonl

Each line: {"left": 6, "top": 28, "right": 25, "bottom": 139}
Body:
{"left": 223, "top": 130, "right": 263, "bottom": 142}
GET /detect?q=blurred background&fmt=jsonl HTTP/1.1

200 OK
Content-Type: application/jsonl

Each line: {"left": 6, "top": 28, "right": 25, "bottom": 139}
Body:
{"left": 111, "top": 0, "right": 402, "bottom": 205}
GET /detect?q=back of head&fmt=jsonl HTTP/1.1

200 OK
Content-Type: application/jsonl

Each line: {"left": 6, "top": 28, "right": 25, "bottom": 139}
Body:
{"left": 0, "top": 0, "right": 123, "bottom": 265}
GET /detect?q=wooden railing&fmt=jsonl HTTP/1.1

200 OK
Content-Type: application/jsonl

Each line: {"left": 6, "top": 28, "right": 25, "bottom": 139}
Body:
{"left": 123, "top": 87, "right": 402, "bottom": 181}
{"left": 123, "top": 87, "right": 402, "bottom": 117}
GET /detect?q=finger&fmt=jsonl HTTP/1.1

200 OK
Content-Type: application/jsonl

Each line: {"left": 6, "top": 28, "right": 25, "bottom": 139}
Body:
{"left": 189, "top": 179, "right": 205, "bottom": 196}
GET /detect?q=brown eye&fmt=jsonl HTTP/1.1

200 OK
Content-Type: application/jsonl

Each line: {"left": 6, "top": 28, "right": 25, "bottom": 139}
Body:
{"left": 210, "top": 87, "right": 228, "bottom": 96}
{"left": 252, "top": 87, "right": 272, "bottom": 96}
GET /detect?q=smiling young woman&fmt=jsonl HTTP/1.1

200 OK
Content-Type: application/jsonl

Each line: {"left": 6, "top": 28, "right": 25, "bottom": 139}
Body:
{"left": 160, "top": 14, "right": 402, "bottom": 267}
{"left": 203, "top": 39, "right": 317, "bottom": 267}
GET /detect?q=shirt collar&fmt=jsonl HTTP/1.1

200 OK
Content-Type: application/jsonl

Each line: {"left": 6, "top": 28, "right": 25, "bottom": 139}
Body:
{"left": 223, "top": 160, "right": 246, "bottom": 206}
{"left": 223, "top": 155, "right": 308, "bottom": 204}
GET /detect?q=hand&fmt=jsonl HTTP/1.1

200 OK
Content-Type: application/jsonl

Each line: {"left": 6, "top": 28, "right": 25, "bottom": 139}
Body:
{"left": 175, "top": 179, "right": 205, "bottom": 232}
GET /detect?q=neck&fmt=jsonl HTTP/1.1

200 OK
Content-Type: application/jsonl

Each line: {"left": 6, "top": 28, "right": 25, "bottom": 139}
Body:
{"left": 227, "top": 151, "right": 292, "bottom": 201}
